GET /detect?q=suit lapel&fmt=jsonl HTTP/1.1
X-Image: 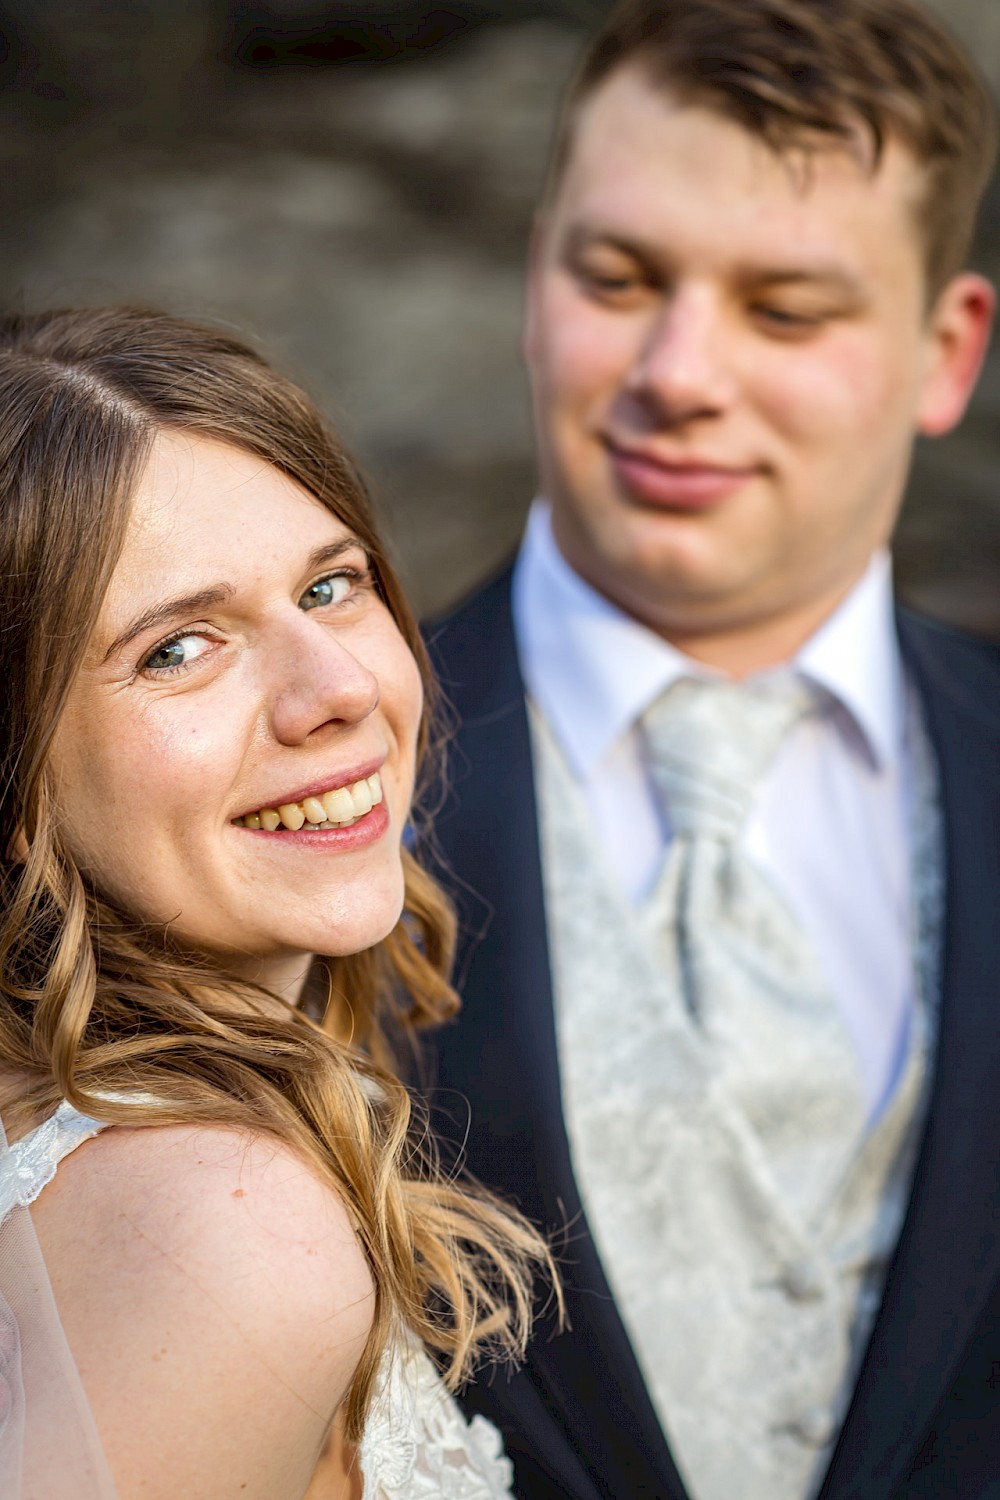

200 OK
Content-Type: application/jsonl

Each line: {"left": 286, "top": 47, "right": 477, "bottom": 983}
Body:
{"left": 426, "top": 568, "right": 689, "bottom": 1499}
{"left": 820, "top": 612, "right": 1000, "bottom": 1497}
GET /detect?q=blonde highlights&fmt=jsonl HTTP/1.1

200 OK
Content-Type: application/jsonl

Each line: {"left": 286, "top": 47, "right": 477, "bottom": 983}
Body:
{"left": 0, "top": 306, "right": 554, "bottom": 1439}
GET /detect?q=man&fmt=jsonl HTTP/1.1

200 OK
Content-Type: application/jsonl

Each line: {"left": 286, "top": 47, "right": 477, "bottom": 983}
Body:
{"left": 424, "top": 2, "right": 1000, "bottom": 1496}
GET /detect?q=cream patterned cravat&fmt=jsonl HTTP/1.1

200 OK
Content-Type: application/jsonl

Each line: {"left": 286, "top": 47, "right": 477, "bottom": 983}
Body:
{"left": 642, "top": 676, "right": 865, "bottom": 1217}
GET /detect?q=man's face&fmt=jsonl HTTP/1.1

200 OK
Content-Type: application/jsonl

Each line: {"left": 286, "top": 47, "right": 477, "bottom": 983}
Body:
{"left": 525, "top": 67, "right": 991, "bottom": 659}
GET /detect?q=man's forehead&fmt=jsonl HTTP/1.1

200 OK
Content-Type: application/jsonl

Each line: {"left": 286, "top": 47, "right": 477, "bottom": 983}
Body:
{"left": 548, "top": 68, "right": 928, "bottom": 266}
{"left": 559, "top": 64, "right": 926, "bottom": 214}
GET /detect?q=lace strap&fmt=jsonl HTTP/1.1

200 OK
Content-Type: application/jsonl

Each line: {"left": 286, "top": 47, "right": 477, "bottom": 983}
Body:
{"left": 0, "top": 1102, "right": 109, "bottom": 1223}
{"left": 358, "top": 1334, "right": 514, "bottom": 1498}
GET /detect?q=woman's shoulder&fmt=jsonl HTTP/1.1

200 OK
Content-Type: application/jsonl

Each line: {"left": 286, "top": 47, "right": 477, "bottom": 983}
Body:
{"left": 36, "top": 1116, "right": 373, "bottom": 1333}
{"left": 30, "top": 1120, "right": 374, "bottom": 1498}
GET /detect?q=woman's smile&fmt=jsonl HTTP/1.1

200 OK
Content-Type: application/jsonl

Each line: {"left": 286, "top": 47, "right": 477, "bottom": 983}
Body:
{"left": 231, "top": 764, "right": 385, "bottom": 830}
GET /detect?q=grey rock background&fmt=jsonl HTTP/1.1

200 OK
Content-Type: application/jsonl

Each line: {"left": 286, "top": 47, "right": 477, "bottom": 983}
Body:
{"left": 0, "top": 0, "right": 997, "bottom": 627}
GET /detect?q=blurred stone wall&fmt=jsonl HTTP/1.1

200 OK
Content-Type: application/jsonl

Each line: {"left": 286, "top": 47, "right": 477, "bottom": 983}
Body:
{"left": 0, "top": 0, "right": 997, "bottom": 628}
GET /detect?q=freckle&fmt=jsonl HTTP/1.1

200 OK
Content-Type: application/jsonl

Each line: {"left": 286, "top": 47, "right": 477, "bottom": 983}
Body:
{"left": 232, "top": 1188, "right": 245, "bottom": 1198}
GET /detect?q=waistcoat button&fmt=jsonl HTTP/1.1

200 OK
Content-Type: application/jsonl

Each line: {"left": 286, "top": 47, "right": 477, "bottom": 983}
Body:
{"left": 783, "top": 1261, "right": 825, "bottom": 1302}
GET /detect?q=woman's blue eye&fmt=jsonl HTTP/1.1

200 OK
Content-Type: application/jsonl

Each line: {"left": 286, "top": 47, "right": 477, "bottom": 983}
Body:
{"left": 143, "top": 634, "right": 208, "bottom": 673}
{"left": 300, "top": 573, "right": 353, "bottom": 611}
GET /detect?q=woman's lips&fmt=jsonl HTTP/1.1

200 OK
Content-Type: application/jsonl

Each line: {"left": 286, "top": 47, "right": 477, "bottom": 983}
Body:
{"left": 608, "top": 445, "right": 758, "bottom": 509}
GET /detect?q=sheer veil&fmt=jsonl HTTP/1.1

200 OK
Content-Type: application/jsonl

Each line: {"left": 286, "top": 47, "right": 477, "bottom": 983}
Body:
{"left": 0, "top": 1113, "right": 119, "bottom": 1499}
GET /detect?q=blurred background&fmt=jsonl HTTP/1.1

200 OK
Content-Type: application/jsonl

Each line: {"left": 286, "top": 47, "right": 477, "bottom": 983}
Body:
{"left": 0, "top": 0, "right": 997, "bottom": 627}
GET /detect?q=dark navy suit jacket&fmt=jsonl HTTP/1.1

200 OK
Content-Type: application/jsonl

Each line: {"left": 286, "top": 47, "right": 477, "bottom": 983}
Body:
{"left": 423, "top": 565, "right": 1000, "bottom": 1500}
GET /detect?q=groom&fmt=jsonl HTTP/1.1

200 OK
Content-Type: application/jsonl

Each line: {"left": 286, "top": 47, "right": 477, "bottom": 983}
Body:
{"left": 424, "top": 1, "right": 1000, "bottom": 1497}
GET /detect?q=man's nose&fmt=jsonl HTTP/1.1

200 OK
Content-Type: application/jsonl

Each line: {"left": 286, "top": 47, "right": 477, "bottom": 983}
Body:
{"left": 266, "top": 613, "right": 380, "bottom": 747}
{"left": 624, "top": 286, "right": 735, "bottom": 419}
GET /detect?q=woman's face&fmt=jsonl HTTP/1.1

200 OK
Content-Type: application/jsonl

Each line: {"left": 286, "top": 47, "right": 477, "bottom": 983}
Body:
{"left": 48, "top": 430, "right": 424, "bottom": 999}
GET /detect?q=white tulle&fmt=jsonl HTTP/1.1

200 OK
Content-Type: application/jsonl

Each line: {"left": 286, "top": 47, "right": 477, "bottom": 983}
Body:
{"left": 0, "top": 1101, "right": 514, "bottom": 1499}
{"left": 0, "top": 1105, "right": 119, "bottom": 1500}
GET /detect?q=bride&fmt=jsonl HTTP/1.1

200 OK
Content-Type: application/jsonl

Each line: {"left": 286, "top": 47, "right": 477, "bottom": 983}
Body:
{"left": 0, "top": 307, "right": 555, "bottom": 1498}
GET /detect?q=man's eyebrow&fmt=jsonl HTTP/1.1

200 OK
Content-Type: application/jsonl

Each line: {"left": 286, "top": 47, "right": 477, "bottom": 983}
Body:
{"left": 739, "top": 266, "right": 867, "bottom": 297}
{"left": 560, "top": 224, "right": 868, "bottom": 298}
{"left": 561, "top": 223, "right": 649, "bottom": 258}
{"left": 99, "top": 536, "right": 367, "bottom": 665}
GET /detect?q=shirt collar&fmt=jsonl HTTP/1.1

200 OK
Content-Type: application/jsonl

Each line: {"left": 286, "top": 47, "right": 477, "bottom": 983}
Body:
{"left": 512, "top": 499, "right": 903, "bottom": 778}
{"left": 795, "top": 548, "right": 903, "bottom": 772}
{"left": 513, "top": 500, "right": 708, "bottom": 780}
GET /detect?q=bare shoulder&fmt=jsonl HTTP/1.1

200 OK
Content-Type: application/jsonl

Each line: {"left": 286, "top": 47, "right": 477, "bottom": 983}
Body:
{"left": 34, "top": 1121, "right": 374, "bottom": 1338}
{"left": 31, "top": 1122, "right": 374, "bottom": 1500}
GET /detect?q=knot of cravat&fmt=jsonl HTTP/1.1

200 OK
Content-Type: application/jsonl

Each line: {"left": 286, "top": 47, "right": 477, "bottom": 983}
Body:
{"left": 642, "top": 675, "right": 815, "bottom": 839}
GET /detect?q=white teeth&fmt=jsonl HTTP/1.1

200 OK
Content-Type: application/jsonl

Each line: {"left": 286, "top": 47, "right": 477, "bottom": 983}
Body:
{"left": 239, "top": 771, "right": 384, "bottom": 832}
{"left": 322, "top": 786, "right": 354, "bottom": 822}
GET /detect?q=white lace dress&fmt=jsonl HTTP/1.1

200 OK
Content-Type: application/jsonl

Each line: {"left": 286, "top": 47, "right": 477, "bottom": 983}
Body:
{"left": 0, "top": 1101, "right": 515, "bottom": 1500}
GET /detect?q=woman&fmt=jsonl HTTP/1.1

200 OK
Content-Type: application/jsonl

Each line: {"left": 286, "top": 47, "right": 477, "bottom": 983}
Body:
{"left": 0, "top": 306, "right": 554, "bottom": 1498}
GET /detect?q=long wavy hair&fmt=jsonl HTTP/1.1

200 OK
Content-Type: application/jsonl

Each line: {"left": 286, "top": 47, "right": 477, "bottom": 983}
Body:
{"left": 0, "top": 305, "right": 554, "bottom": 1441}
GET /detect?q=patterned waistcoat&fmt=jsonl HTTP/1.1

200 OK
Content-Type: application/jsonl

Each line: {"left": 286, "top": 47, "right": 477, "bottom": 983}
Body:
{"left": 528, "top": 689, "right": 943, "bottom": 1500}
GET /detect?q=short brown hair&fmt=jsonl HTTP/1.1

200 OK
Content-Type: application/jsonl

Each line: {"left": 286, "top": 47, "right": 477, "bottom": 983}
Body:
{"left": 548, "top": 0, "right": 998, "bottom": 297}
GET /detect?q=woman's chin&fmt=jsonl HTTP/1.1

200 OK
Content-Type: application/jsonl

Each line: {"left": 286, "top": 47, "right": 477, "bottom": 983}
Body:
{"left": 253, "top": 890, "right": 408, "bottom": 970}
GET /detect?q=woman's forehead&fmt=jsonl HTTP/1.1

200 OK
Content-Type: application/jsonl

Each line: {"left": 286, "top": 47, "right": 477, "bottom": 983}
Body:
{"left": 129, "top": 430, "right": 346, "bottom": 545}
{"left": 94, "top": 431, "right": 356, "bottom": 651}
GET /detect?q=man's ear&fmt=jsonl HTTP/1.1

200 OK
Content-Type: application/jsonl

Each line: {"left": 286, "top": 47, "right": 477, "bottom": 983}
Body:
{"left": 917, "top": 272, "right": 996, "bottom": 438}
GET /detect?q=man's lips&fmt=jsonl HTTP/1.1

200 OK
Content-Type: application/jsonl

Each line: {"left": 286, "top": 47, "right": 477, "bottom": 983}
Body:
{"left": 606, "top": 443, "right": 760, "bottom": 509}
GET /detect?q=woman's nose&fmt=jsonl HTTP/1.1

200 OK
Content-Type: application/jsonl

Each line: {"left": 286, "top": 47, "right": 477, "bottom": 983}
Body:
{"left": 266, "top": 612, "right": 380, "bottom": 747}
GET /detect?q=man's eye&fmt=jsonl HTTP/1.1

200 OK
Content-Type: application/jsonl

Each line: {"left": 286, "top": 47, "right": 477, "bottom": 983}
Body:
{"left": 142, "top": 634, "right": 210, "bottom": 674}
{"left": 579, "top": 266, "right": 644, "bottom": 297}
{"left": 299, "top": 572, "right": 355, "bottom": 611}
{"left": 753, "top": 304, "right": 824, "bottom": 331}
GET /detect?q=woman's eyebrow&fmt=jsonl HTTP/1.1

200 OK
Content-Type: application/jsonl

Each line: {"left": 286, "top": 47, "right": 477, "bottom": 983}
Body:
{"left": 307, "top": 537, "right": 367, "bottom": 572}
{"left": 99, "top": 537, "right": 368, "bottom": 664}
